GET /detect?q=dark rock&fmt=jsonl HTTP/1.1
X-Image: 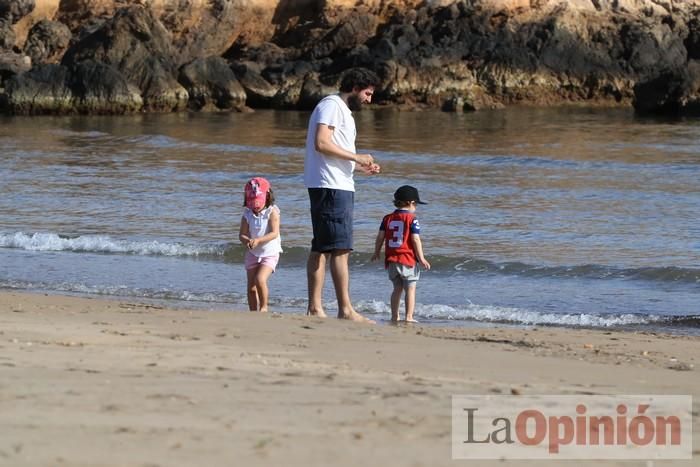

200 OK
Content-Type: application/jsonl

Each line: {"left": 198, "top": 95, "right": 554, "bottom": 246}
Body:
{"left": 271, "top": 75, "right": 304, "bottom": 109}
{"left": 442, "top": 95, "right": 464, "bottom": 112}
{"left": 0, "top": 0, "right": 34, "bottom": 24}
{"left": 178, "top": 56, "right": 246, "bottom": 111}
{"left": 298, "top": 73, "right": 336, "bottom": 110}
{"left": 170, "top": 0, "right": 242, "bottom": 66}
{"left": 231, "top": 61, "right": 277, "bottom": 108}
{"left": 25, "top": 20, "right": 72, "bottom": 64}
{"left": 262, "top": 60, "right": 317, "bottom": 86}
{"left": 0, "top": 18, "right": 15, "bottom": 50}
{"left": 2, "top": 64, "right": 72, "bottom": 114}
{"left": 1, "top": 60, "right": 142, "bottom": 115}
{"left": 62, "top": 5, "right": 187, "bottom": 112}
{"left": 619, "top": 21, "right": 687, "bottom": 78}
{"left": 0, "top": 51, "right": 31, "bottom": 84}
{"left": 229, "top": 42, "right": 292, "bottom": 70}
{"left": 69, "top": 60, "right": 143, "bottom": 114}
{"left": 633, "top": 62, "right": 700, "bottom": 115}
{"left": 310, "top": 10, "right": 379, "bottom": 59}
{"left": 686, "top": 16, "right": 700, "bottom": 60}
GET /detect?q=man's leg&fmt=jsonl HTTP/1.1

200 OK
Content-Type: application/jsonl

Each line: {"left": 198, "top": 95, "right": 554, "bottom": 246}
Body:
{"left": 306, "top": 251, "right": 328, "bottom": 317}
{"left": 330, "top": 250, "right": 374, "bottom": 323}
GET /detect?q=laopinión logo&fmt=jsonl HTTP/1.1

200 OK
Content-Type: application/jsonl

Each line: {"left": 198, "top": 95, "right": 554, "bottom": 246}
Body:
{"left": 452, "top": 395, "right": 692, "bottom": 459}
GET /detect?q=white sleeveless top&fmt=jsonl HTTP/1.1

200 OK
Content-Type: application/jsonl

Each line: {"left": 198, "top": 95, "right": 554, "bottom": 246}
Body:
{"left": 243, "top": 205, "right": 282, "bottom": 258}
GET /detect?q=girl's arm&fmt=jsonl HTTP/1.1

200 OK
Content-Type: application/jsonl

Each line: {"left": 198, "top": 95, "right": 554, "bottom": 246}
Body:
{"left": 248, "top": 208, "right": 280, "bottom": 248}
{"left": 371, "top": 230, "right": 385, "bottom": 261}
{"left": 239, "top": 216, "right": 251, "bottom": 244}
{"left": 410, "top": 234, "right": 431, "bottom": 270}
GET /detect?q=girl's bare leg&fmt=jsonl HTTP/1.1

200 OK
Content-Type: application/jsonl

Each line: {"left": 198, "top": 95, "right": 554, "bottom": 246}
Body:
{"left": 254, "top": 265, "right": 274, "bottom": 312}
{"left": 246, "top": 267, "right": 259, "bottom": 311}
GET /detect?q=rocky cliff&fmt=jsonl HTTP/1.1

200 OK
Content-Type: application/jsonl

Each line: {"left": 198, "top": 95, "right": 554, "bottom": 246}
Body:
{"left": 1, "top": 0, "right": 699, "bottom": 115}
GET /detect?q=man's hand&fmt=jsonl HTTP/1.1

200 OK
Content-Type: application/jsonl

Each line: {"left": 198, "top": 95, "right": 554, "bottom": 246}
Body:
{"left": 419, "top": 257, "right": 431, "bottom": 270}
{"left": 358, "top": 162, "right": 381, "bottom": 175}
{"left": 354, "top": 153, "right": 374, "bottom": 166}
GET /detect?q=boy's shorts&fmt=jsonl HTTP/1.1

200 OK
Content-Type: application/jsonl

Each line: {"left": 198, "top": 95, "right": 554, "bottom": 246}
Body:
{"left": 245, "top": 251, "right": 279, "bottom": 272}
{"left": 388, "top": 262, "right": 420, "bottom": 287}
{"left": 308, "top": 188, "right": 354, "bottom": 252}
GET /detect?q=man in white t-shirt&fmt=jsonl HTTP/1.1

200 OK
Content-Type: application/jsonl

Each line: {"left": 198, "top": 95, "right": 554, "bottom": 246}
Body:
{"left": 304, "top": 68, "right": 381, "bottom": 323}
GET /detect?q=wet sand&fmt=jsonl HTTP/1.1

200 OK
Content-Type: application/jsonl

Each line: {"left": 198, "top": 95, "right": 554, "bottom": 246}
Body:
{"left": 0, "top": 291, "right": 697, "bottom": 466}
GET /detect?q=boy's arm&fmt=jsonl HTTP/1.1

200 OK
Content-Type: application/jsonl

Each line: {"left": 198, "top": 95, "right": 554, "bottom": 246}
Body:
{"left": 371, "top": 230, "right": 385, "bottom": 261}
{"left": 248, "top": 208, "right": 280, "bottom": 248}
{"left": 239, "top": 216, "right": 251, "bottom": 244}
{"left": 410, "top": 234, "right": 431, "bottom": 270}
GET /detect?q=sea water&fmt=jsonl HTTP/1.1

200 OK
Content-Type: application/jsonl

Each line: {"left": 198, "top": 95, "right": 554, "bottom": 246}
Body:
{"left": 1, "top": 108, "right": 698, "bottom": 333}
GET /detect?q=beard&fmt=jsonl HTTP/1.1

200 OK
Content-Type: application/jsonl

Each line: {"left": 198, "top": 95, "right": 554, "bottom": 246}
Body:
{"left": 347, "top": 94, "right": 363, "bottom": 111}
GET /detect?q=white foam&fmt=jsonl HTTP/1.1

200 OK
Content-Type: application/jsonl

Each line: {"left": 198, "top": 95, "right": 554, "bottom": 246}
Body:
{"left": 0, "top": 232, "right": 221, "bottom": 257}
{"left": 356, "top": 300, "right": 655, "bottom": 328}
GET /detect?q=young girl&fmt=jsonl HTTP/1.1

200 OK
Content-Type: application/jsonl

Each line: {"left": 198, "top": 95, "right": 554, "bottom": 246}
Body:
{"left": 238, "top": 177, "right": 282, "bottom": 312}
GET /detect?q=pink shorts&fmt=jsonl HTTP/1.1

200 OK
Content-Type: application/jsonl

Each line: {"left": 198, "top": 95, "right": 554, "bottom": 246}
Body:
{"left": 244, "top": 251, "right": 279, "bottom": 272}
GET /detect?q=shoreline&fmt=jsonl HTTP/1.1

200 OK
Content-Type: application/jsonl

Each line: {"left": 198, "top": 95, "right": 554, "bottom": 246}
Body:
{"left": 1, "top": 290, "right": 697, "bottom": 466}
{"left": 5, "top": 286, "right": 699, "bottom": 337}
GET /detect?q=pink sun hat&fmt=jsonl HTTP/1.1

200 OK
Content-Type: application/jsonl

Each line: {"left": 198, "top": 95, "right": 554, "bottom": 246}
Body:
{"left": 245, "top": 177, "right": 271, "bottom": 210}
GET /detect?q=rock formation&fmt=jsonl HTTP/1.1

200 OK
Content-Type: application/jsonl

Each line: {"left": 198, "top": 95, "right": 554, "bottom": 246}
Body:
{"left": 1, "top": 0, "right": 699, "bottom": 115}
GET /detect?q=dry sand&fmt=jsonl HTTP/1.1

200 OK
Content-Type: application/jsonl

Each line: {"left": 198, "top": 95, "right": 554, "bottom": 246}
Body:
{"left": 0, "top": 290, "right": 697, "bottom": 466}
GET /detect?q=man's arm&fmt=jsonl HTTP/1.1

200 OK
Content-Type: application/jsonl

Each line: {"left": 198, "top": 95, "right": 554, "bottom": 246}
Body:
{"left": 315, "top": 123, "right": 374, "bottom": 166}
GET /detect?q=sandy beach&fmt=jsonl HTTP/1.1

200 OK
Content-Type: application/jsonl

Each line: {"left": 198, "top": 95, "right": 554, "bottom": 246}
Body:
{"left": 0, "top": 290, "right": 697, "bottom": 466}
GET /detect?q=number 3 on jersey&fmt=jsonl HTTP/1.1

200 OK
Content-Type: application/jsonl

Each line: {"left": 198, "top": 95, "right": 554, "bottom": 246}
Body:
{"left": 387, "top": 220, "right": 404, "bottom": 247}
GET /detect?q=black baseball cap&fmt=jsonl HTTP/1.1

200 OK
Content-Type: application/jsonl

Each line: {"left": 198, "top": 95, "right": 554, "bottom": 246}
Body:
{"left": 394, "top": 185, "right": 427, "bottom": 204}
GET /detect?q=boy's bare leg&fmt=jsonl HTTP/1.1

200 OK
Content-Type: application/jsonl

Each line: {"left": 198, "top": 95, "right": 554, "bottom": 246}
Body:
{"left": 330, "top": 250, "right": 375, "bottom": 323}
{"left": 246, "top": 268, "right": 259, "bottom": 311}
{"left": 254, "top": 265, "right": 274, "bottom": 312}
{"left": 306, "top": 251, "right": 328, "bottom": 317}
{"left": 390, "top": 282, "right": 403, "bottom": 323}
{"left": 405, "top": 284, "right": 418, "bottom": 322}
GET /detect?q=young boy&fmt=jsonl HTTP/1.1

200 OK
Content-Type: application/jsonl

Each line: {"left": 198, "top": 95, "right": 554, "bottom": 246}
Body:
{"left": 371, "top": 185, "right": 431, "bottom": 323}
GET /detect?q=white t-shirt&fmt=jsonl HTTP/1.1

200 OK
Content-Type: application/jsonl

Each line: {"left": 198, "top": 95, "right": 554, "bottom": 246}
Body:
{"left": 242, "top": 205, "right": 282, "bottom": 258}
{"left": 304, "top": 94, "right": 357, "bottom": 192}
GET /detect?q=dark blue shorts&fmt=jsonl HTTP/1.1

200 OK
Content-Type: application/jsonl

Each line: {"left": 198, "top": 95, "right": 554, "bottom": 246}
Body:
{"left": 308, "top": 188, "right": 354, "bottom": 252}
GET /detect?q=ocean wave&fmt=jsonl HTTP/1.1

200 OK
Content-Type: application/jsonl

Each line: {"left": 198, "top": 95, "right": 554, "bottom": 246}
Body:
{"left": 0, "top": 232, "right": 223, "bottom": 257}
{"left": 370, "top": 150, "right": 700, "bottom": 174}
{"left": 126, "top": 134, "right": 299, "bottom": 156}
{"left": 3, "top": 231, "right": 698, "bottom": 284}
{"left": 49, "top": 129, "right": 111, "bottom": 138}
{"left": 353, "top": 300, "right": 691, "bottom": 328}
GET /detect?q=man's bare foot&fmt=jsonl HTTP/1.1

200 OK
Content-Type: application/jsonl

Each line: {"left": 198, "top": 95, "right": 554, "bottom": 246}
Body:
{"left": 405, "top": 318, "right": 419, "bottom": 323}
{"left": 338, "top": 309, "right": 375, "bottom": 324}
{"left": 259, "top": 307, "right": 269, "bottom": 313}
{"left": 306, "top": 308, "right": 328, "bottom": 318}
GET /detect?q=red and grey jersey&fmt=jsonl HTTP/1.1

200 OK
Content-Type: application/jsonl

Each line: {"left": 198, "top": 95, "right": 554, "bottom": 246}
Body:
{"left": 379, "top": 209, "right": 421, "bottom": 267}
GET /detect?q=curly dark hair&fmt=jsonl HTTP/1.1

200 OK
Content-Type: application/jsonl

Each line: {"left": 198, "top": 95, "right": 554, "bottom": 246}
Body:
{"left": 339, "top": 68, "right": 380, "bottom": 93}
